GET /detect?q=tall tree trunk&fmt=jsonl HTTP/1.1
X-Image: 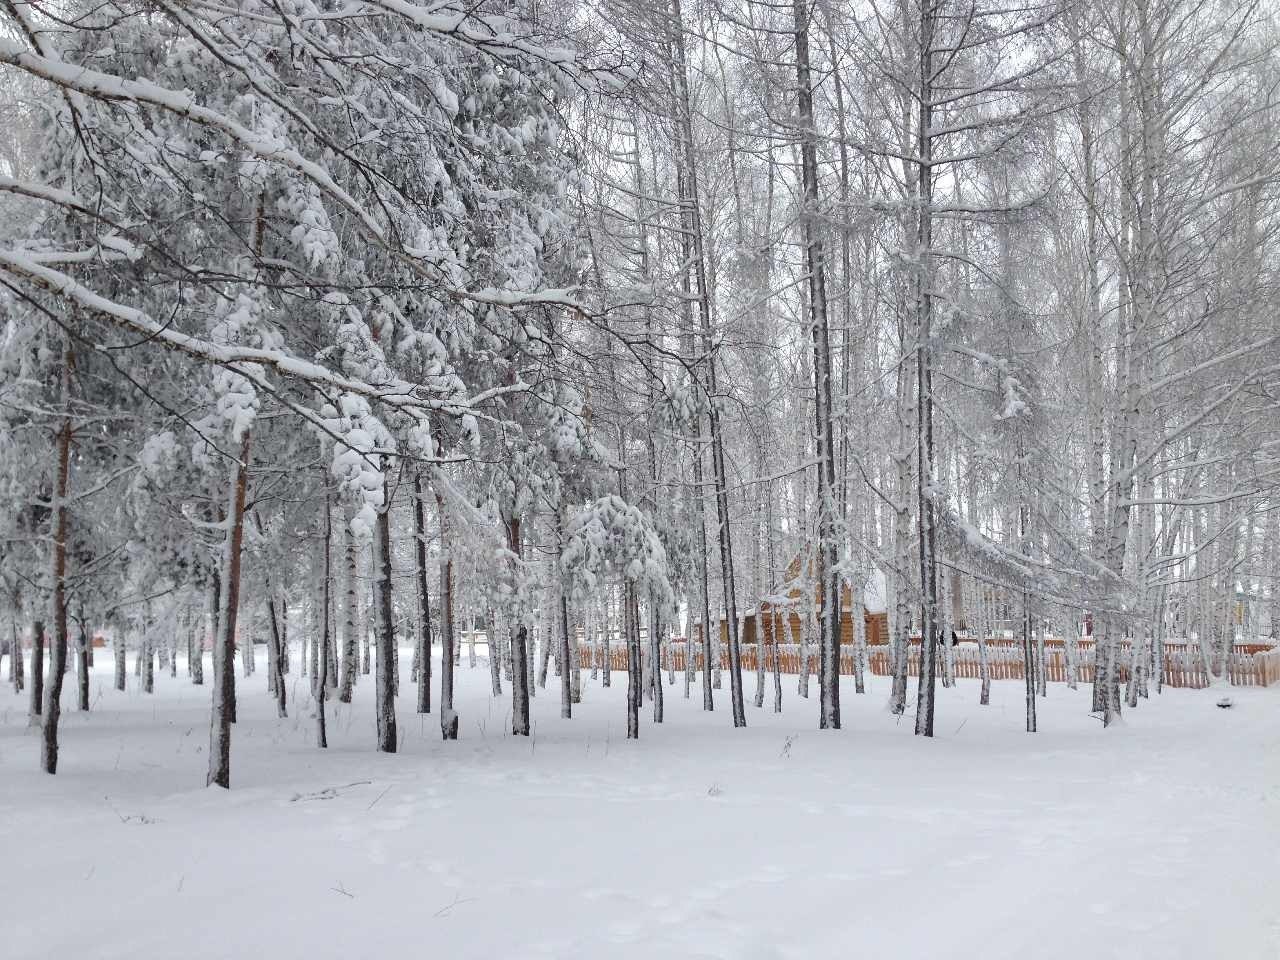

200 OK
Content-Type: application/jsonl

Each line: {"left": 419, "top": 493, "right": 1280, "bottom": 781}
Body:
{"left": 649, "top": 595, "right": 664, "bottom": 723}
{"left": 142, "top": 604, "right": 155, "bottom": 695}
{"left": 508, "top": 515, "right": 530, "bottom": 736}
{"left": 602, "top": 595, "right": 613, "bottom": 688}
{"left": 412, "top": 473, "right": 433, "bottom": 713}
{"left": 11, "top": 610, "right": 24, "bottom": 693}
{"left": 372, "top": 474, "right": 398, "bottom": 753}
{"left": 112, "top": 624, "right": 124, "bottom": 692}
{"left": 625, "top": 584, "right": 642, "bottom": 739}
{"left": 309, "top": 588, "right": 320, "bottom": 693}
{"left": 266, "top": 595, "right": 287, "bottom": 718}
{"left": 325, "top": 529, "right": 339, "bottom": 692}
{"left": 317, "top": 487, "right": 332, "bottom": 748}
{"left": 670, "top": 0, "right": 743, "bottom": 726}
{"left": 29, "top": 621, "right": 44, "bottom": 724}
{"left": 207, "top": 429, "right": 251, "bottom": 788}
{"left": 912, "top": 0, "right": 940, "bottom": 738}
{"left": 559, "top": 588, "right": 573, "bottom": 720}
{"left": 76, "top": 620, "right": 90, "bottom": 710}
{"left": 279, "top": 593, "right": 289, "bottom": 675}
{"left": 977, "top": 584, "right": 991, "bottom": 705}
{"left": 41, "top": 370, "right": 72, "bottom": 773}
{"left": 793, "top": 0, "right": 841, "bottom": 732}
{"left": 339, "top": 512, "right": 359, "bottom": 703}
{"left": 1021, "top": 590, "right": 1037, "bottom": 733}
{"left": 242, "top": 608, "right": 255, "bottom": 680}
{"left": 511, "top": 624, "right": 530, "bottom": 735}
{"left": 538, "top": 602, "right": 553, "bottom": 689}
{"left": 488, "top": 608, "right": 503, "bottom": 696}
{"left": 436, "top": 490, "right": 458, "bottom": 740}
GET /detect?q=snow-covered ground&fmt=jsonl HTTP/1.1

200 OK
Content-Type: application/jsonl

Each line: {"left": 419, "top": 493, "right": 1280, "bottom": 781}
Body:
{"left": 2, "top": 655, "right": 1277, "bottom": 960}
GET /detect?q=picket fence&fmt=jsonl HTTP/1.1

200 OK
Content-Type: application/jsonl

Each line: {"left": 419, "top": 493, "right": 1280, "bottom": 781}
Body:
{"left": 575, "top": 640, "right": 1280, "bottom": 689}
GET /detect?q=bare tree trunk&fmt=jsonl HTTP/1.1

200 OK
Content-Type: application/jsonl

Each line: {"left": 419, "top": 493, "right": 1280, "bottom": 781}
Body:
{"left": 112, "top": 626, "right": 124, "bottom": 692}
{"left": 507, "top": 515, "right": 531, "bottom": 736}
{"left": 317, "top": 487, "right": 331, "bottom": 748}
{"left": 11, "top": 612, "right": 24, "bottom": 693}
{"left": 978, "top": 584, "right": 991, "bottom": 705}
{"left": 309, "top": 588, "right": 321, "bottom": 693}
{"left": 510, "top": 623, "right": 530, "bottom": 736}
{"left": 793, "top": 0, "right": 841, "bottom": 731}
{"left": 207, "top": 430, "right": 251, "bottom": 788}
{"left": 437, "top": 492, "right": 458, "bottom": 740}
{"left": 142, "top": 607, "right": 155, "bottom": 695}
{"left": 1036, "top": 618, "right": 1047, "bottom": 698}
{"left": 1021, "top": 592, "right": 1037, "bottom": 733}
{"left": 41, "top": 391, "right": 72, "bottom": 773}
{"left": 538, "top": 609, "right": 553, "bottom": 690}
{"left": 524, "top": 611, "right": 535, "bottom": 701}
{"left": 266, "top": 595, "right": 287, "bottom": 717}
{"left": 29, "top": 621, "right": 44, "bottom": 724}
{"left": 412, "top": 473, "right": 433, "bottom": 713}
{"left": 242, "top": 608, "right": 255, "bottom": 680}
{"left": 373, "top": 475, "right": 398, "bottom": 753}
{"left": 338, "top": 513, "right": 359, "bottom": 703}
{"left": 889, "top": 515, "right": 911, "bottom": 715}
{"left": 279, "top": 594, "right": 289, "bottom": 675}
{"left": 669, "top": 0, "right": 743, "bottom": 725}
{"left": 602, "top": 595, "right": 613, "bottom": 688}
{"left": 649, "top": 595, "right": 664, "bottom": 723}
{"left": 912, "top": 0, "right": 940, "bottom": 739}
{"left": 325, "top": 532, "right": 339, "bottom": 693}
{"left": 939, "top": 568, "right": 955, "bottom": 688}
{"left": 571, "top": 619, "right": 582, "bottom": 704}
{"left": 76, "top": 616, "right": 90, "bottom": 712}
{"left": 559, "top": 589, "right": 573, "bottom": 720}
{"left": 488, "top": 608, "right": 503, "bottom": 696}
{"left": 852, "top": 582, "right": 867, "bottom": 695}
{"left": 625, "top": 584, "right": 642, "bottom": 739}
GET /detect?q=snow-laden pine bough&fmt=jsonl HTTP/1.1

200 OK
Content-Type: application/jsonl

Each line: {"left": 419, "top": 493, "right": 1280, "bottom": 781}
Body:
{"left": 0, "top": 0, "right": 666, "bottom": 785}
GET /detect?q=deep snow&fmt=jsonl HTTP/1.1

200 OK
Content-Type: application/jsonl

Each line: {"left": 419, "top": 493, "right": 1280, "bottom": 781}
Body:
{"left": 1, "top": 652, "right": 1276, "bottom": 960}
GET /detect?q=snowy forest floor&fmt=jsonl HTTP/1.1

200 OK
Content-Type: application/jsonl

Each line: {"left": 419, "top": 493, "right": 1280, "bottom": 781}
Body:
{"left": 2, "top": 655, "right": 1277, "bottom": 960}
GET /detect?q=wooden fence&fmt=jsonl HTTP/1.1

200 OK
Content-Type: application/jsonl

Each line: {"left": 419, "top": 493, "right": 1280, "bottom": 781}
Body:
{"left": 575, "top": 640, "right": 1280, "bottom": 689}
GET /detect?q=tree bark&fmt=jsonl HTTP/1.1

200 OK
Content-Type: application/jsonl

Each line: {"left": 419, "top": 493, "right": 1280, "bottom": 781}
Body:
{"left": 649, "top": 595, "right": 663, "bottom": 723}
{"left": 436, "top": 490, "right": 458, "bottom": 740}
{"left": 338, "top": 512, "right": 359, "bottom": 703}
{"left": 507, "top": 515, "right": 530, "bottom": 736}
{"left": 41, "top": 395, "right": 72, "bottom": 773}
{"left": 669, "top": 0, "right": 744, "bottom": 726}
{"left": 912, "top": 0, "right": 940, "bottom": 738}
{"left": 207, "top": 429, "right": 251, "bottom": 788}
{"left": 266, "top": 595, "right": 287, "bottom": 717}
{"left": 317, "top": 486, "right": 332, "bottom": 748}
{"left": 559, "top": 589, "right": 572, "bottom": 719}
{"left": 625, "top": 584, "right": 642, "bottom": 739}
{"left": 11, "top": 611, "right": 24, "bottom": 693}
{"left": 793, "top": 0, "right": 841, "bottom": 732}
{"left": 372, "top": 474, "right": 398, "bottom": 753}
{"left": 412, "top": 472, "right": 433, "bottom": 713}
{"left": 112, "top": 625, "right": 124, "bottom": 692}
{"left": 602, "top": 595, "right": 613, "bottom": 688}
{"left": 76, "top": 618, "right": 90, "bottom": 711}
{"left": 487, "top": 608, "right": 503, "bottom": 696}
{"left": 29, "top": 621, "right": 44, "bottom": 722}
